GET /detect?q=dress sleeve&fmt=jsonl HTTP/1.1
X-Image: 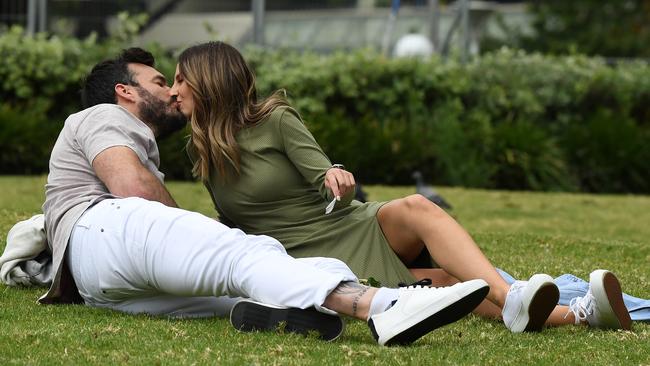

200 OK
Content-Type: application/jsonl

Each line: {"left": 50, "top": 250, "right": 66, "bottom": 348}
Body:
{"left": 277, "top": 108, "right": 354, "bottom": 208}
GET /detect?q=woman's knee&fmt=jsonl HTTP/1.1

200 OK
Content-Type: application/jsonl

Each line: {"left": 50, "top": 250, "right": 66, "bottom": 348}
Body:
{"left": 400, "top": 194, "right": 446, "bottom": 217}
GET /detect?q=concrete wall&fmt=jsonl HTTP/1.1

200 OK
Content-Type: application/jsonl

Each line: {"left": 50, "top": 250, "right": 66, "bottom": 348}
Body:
{"left": 137, "top": 2, "right": 530, "bottom": 53}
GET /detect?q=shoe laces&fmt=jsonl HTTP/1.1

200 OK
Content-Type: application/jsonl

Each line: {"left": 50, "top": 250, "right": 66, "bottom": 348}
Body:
{"left": 509, "top": 280, "right": 527, "bottom": 293}
{"left": 397, "top": 278, "right": 432, "bottom": 288}
{"left": 566, "top": 291, "right": 595, "bottom": 324}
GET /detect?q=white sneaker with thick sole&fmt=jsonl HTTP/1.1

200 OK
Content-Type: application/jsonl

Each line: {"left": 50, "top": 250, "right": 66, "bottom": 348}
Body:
{"left": 568, "top": 269, "right": 632, "bottom": 330}
{"left": 502, "top": 274, "right": 559, "bottom": 333}
{"left": 368, "top": 279, "right": 489, "bottom": 346}
{"left": 230, "top": 300, "right": 345, "bottom": 341}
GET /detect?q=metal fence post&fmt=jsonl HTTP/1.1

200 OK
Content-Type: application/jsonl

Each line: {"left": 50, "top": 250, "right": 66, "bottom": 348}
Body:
{"left": 460, "top": 0, "right": 470, "bottom": 63}
{"left": 429, "top": 0, "right": 439, "bottom": 52}
{"left": 27, "top": 0, "right": 37, "bottom": 35}
{"left": 38, "top": 0, "right": 47, "bottom": 32}
{"left": 381, "top": 0, "right": 400, "bottom": 56}
{"left": 252, "top": 0, "right": 265, "bottom": 46}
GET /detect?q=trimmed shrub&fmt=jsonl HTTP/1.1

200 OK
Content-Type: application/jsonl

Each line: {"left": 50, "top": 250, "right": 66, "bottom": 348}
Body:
{"left": 0, "top": 105, "right": 62, "bottom": 174}
{"left": 249, "top": 47, "right": 650, "bottom": 192}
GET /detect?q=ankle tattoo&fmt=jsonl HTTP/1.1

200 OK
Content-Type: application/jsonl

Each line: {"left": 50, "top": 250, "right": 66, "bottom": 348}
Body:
{"left": 333, "top": 281, "right": 370, "bottom": 317}
{"left": 352, "top": 287, "right": 369, "bottom": 316}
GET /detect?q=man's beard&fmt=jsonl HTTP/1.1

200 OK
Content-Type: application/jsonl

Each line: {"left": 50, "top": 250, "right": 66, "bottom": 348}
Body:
{"left": 136, "top": 87, "right": 187, "bottom": 140}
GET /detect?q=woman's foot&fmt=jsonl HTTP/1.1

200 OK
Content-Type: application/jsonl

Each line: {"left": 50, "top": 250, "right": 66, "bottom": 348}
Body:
{"left": 567, "top": 269, "right": 632, "bottom": 330}
{"left": 502, "top": 274, "right": 559, "bottom": 333}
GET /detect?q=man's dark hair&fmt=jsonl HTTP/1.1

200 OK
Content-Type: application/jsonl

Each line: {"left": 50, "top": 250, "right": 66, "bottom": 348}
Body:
{"left": 81, "top": 48, "right": 155, "bottom": 108}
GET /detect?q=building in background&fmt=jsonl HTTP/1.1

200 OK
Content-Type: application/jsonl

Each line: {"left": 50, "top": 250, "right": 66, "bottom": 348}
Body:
{"left": 0, "top": 0, "right": 530, "bottom": 55}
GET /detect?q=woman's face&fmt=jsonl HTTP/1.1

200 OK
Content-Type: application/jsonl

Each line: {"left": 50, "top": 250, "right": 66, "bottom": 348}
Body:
{"left": 170, "top": 64, "right": 194, "bottom": 119}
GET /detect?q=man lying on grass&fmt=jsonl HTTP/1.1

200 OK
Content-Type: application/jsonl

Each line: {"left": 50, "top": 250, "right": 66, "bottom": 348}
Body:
{"left": 38, "top": 47, "right": 490, "bottom": 346}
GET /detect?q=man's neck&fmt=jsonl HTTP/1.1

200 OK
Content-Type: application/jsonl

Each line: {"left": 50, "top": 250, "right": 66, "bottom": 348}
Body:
{"left": 116, "top": 102, "right": 157, "bottom": 138}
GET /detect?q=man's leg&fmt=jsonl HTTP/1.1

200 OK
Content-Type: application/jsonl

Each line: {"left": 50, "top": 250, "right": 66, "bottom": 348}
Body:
{"left": 228, "top": 256, "right": 357, "bottom": 340}
{"left": 67, "top": 210, "right": 241, "bottom": 318}
{"left": 68, "top": 197, "right": 354, "bottom": 311}
{"left": 112, "top": 295, "right": 239, "bottom": 318}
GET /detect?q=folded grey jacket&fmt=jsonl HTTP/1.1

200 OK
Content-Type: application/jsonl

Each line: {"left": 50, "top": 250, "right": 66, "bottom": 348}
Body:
{"left": 0, "top": 214, "right": 53, "bottom": 287}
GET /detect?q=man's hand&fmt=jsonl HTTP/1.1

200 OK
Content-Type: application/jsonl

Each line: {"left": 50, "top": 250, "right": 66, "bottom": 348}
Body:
{"left": 93, "top": 146, "right": 177, "bottom": 207}
{"left": 325, "top": 167, "right": 355, "bottom": 200}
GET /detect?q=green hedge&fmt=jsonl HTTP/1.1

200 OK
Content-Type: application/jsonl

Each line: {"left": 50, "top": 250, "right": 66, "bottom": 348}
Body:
{"left": 1, "top": 26, "right": 649, "bottom": 193}
{"left": 249, "top": 48, "right": 650, "bottom": 192}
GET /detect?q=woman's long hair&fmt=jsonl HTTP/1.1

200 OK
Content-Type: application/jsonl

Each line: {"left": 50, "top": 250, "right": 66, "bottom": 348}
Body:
{"left": 178, "top": 41, "right": 289, "bottom": 182}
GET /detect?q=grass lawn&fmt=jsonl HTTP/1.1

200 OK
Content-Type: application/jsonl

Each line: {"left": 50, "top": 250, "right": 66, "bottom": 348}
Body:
{"left": 1, "top": 175, "right": 649, "bottom": 365}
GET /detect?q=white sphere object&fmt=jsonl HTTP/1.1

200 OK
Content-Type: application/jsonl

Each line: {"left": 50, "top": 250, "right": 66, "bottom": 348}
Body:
{"left": 393, "top": 34, "right": 434, "bottom": 58}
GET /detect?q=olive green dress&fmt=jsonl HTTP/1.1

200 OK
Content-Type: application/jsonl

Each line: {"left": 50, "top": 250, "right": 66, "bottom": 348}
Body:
{"left": 202, "top": 107, "right": 424, "bottom": 286}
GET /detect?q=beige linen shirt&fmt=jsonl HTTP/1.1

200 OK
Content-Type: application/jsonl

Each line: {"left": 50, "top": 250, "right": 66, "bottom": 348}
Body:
{"left": 40, "top": 104, "right": 163, "bottom": 304}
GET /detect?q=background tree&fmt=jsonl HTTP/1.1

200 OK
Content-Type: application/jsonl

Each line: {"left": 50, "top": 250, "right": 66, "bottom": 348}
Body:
{"left": 485, "top": 0, "right": 650, "bottom": 58}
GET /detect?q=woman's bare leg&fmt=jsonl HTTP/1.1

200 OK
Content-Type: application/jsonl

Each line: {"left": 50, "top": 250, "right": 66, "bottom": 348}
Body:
{"left": 409, "top": 268, "right": 578, "bottom": 326}
{"left": 409, "top": 268, "right": 502, "bottom": 318}
{"left": 378, "top": 194, "right": 510, "bottom": 307}
{"left": 547, "top": 306, "right": 577, "bottom": 326}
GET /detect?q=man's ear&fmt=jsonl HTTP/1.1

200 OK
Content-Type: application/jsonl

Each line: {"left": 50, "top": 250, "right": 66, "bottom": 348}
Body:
{"left": 115, "top": 83, "right": 137, "bottom": 103}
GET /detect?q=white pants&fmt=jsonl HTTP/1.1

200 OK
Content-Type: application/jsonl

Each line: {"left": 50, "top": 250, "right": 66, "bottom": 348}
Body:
{"left": 67, "top": 197, "right": 357, "bottom": 318}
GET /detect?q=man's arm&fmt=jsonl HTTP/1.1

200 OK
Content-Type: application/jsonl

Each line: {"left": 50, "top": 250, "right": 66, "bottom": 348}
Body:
{"left": 93, "top": 146, "right": 178, "bottom": 207}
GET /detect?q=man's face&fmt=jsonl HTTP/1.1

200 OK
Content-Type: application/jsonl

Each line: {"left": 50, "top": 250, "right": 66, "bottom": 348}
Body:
{"left": 129, "top": 63, "right": 187, "bottom": 139}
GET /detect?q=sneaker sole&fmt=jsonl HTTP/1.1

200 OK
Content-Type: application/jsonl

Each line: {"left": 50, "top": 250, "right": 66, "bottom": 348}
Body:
{"left": 522, "top": 282, "right": 559, "bottom": 332}
{"left": 591, "top": 270, "right": 632, "bottom": 330}
{"left": 509, "top": 274, "right": 559, "bottom": 333}
{"left": 368, "top": 283, "right": 489, "bottom": 346}
{"left": 230, "top": 300, "right": 344, "bottom": 341}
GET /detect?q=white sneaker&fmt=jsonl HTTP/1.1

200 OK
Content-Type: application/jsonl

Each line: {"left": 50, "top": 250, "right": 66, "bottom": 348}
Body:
{"left": 567, "top": 269, "right": 632, "bottom": 330}
{"left": 502, "top": 274, "right": 559, "bottom": 333}
{"left": 368, "top": 279, "right": 489, "bottom": 346}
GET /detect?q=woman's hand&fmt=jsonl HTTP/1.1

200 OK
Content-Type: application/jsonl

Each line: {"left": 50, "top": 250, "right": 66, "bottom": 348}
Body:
{"left": 325, "top": 166, "right": 356, "bottom": 200}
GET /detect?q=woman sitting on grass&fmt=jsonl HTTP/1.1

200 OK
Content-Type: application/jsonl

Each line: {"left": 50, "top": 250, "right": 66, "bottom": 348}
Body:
{"left": 169, "top": 41, "right": 632, "bottom": 333}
